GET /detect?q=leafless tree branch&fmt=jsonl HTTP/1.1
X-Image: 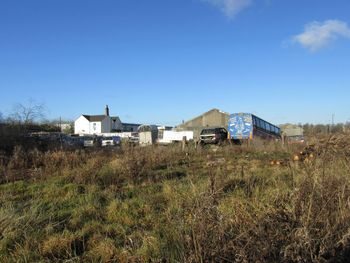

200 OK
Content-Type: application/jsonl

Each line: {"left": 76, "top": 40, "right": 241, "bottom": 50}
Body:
{"left": 10, "top": 99, "right": 46, "bottom": 124}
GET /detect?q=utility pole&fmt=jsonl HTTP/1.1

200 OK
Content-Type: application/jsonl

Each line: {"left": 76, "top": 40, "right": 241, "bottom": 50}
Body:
{"left": 331, "top": 114, "right": 335, "bottom": 133}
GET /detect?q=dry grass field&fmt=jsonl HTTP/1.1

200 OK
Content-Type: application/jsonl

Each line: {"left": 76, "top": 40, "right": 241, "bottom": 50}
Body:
{"left": 1, "top": 136, "right": 350, "bottom": 262}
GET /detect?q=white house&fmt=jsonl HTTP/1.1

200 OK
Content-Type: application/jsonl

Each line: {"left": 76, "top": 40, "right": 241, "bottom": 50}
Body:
{"left": 74, "top": 105, "right": 122, "bottom": 135}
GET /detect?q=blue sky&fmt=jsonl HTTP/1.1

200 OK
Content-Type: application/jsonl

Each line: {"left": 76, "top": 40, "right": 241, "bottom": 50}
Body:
{"left": 0, "top": 0, "right": 349, "bottom": 126}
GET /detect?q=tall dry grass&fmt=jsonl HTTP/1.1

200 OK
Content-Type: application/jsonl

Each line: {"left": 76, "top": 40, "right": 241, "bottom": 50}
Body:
{"left": 0, "top": 138, "right": 349, "bottom": 262}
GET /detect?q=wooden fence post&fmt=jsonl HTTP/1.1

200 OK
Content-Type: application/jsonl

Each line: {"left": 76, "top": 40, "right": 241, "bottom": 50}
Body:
{"left": 182, "top": 136, "right": 186, "bottom": 151}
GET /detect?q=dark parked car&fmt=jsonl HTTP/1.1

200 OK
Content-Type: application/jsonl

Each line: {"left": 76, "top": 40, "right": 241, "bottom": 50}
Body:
{"left": 200, "top": 127, "right": 228, "bottom": 145}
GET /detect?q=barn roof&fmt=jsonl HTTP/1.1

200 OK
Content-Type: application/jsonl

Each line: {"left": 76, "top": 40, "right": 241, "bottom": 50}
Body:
{"left": 177, "top": 108, "right": 230, "bottom": 128}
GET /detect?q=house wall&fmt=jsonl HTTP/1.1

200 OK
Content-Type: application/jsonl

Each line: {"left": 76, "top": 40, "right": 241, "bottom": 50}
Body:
{"left": 111, "top": 118, "right": 123, "bottom": 131}
{"left": 89, "top": 121, "right": 102, "bottom": 134}
{"left": 101, "top": 117, "right": 112, "bottom": 133}
{"left": 75, "top": 113, "right": 125, "bottom": 135}
{"left": 74, "top": 116, "right": 90, "bottom": 134}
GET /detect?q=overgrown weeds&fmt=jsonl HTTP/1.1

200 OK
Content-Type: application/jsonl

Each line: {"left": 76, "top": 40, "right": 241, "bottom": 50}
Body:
{"left": 1, "top": 138, "right": 350, "bottom": 262}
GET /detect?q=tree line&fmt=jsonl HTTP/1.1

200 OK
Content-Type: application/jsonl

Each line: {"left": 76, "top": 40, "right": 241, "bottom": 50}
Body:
{"left": 0, "top": 100, "right": 73, "bottom": 134}
{"left": 301, "top": 123, "right": 350, "bottom": 136}
{"left": 0, "top": 101, "right": 348, "bottom": 136}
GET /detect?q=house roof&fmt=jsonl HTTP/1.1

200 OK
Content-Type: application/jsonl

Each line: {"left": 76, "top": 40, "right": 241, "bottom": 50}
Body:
{"left": 82, "top": 115, "right": 108, "bottom": 122}
{"left": 122, "top": 122, "right": 141, "bottom": 126}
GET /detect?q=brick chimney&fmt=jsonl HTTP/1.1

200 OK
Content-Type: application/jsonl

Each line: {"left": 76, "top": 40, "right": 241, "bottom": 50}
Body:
{"left": 105, "top": 105, "right": 109, "bottom": 116}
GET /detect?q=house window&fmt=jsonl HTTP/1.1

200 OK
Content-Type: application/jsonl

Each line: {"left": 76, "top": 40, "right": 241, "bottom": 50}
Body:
{"left": 93, "top": 123, "right": 97, "bottom": 131}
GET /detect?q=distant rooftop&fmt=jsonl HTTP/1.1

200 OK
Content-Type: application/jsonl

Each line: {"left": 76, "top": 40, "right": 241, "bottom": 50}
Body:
{"left": 82, "top": 115, "right": 108, "bottom": 122}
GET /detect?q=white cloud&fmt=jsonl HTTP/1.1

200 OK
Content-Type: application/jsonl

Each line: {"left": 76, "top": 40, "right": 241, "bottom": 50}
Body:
{"left": 202, "top": 0, "right": 252, "bottom": 18}
{"left": 292, "top": 20, "right": 350, "bottom": 52}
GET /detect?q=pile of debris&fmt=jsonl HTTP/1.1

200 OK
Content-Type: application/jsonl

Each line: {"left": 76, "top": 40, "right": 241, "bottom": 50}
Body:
{"left": 293, "top": 134, "right": 350, "bottom": 162}
{"left": 292, "top": 145, "right": 316, "bottom": 162}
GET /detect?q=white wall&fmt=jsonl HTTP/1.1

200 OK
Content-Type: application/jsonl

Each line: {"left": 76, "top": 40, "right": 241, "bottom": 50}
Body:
{"left": 89, "top": 121, "right": 102, "bottom": 134}
{"left": 74, "top": 116, "right": 90, "bottom": 134}
{"left": 158, "top": 130, "right": 194, "bottom": 144}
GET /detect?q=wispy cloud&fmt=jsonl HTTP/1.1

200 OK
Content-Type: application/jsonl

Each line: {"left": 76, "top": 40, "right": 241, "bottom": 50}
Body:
{"left": 291, "top": 20, "right": 350, "bottom": 52}
{"left": 201, "top": 0, "right": 252, "bottom": 18}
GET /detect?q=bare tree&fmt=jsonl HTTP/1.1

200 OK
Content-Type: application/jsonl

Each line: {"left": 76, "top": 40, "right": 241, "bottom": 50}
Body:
{"left": 10, "top": 100, "right": 46, "bottom": 124}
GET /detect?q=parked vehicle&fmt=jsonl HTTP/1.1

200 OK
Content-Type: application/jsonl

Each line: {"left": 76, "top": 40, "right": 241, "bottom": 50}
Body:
{"left": 101, "top": 136, "right": 121, "bottom": 147}
{"left": 83, "top": 136, "right": 101, "bottom": 147}
{"left": 158, "top": 130, "right": 194, "bottom": 144}
{"left": 128, "top": 132, "right": 140, "bottom": 145}
{"left": 200, "top": 127, "right": 228, "bottom": 145}
{"left": 228, "top": 113, "right": 281, "bottom": 141}
{"left": 62, "top": 135, "right": 84, "bottom": 148}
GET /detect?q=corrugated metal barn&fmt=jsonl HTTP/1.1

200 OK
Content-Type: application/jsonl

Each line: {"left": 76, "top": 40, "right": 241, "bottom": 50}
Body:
{"left": 175, "top": 108, "right": 230, "bottom": 140}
